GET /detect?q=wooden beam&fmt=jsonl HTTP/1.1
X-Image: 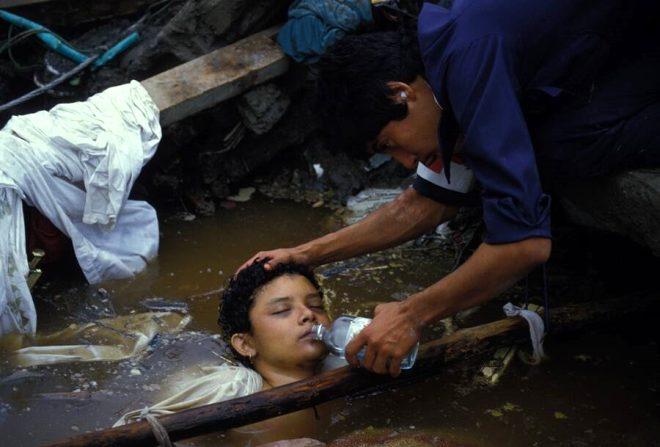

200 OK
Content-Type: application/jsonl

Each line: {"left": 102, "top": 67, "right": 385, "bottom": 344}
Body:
{"left": 44, "top": 294, "right": 658, "bottom": 447}
{"left": 141, "top": 26, "right": 288, "bottom": 127}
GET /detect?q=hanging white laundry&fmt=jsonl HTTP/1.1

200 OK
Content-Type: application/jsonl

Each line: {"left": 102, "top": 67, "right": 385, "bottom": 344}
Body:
{"left": 0, "top": 81, "right": 162, "bottom": 336}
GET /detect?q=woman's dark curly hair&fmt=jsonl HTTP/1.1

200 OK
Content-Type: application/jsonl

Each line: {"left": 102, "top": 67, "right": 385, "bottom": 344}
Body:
{"left": 218, "top": 260, "right": 322, "bottom": 365}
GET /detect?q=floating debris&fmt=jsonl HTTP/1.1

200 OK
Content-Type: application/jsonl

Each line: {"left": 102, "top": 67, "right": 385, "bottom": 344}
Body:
{"left": 141, "top": 298, "right": 189, "bottom": 314}
{"left": 227, "top": 187, "right": 256, "bottom": 202}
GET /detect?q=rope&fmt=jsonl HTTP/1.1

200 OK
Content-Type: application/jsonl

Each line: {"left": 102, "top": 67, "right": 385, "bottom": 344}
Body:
{"left": 145, "top": 414, "right": 175, "bottom": 447}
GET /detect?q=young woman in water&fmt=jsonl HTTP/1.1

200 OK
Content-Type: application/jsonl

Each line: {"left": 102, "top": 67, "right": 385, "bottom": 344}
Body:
{"left": 219, "top": 261, "right": 333, "bottom": 388}
{"left": 217, "top": 261, "right": 342, "bottom": 444}
{"left": 117, "top": 261, "right": 339, "bottom": 444}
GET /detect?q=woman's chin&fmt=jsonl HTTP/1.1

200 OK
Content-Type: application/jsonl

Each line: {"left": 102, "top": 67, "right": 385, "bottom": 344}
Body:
{"left": 297, "top": 342, "right": 328, "bottom": 363}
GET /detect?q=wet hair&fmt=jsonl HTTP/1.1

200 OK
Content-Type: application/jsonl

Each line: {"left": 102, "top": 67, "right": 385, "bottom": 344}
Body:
{"left": 218, "top": 261, "right": 322, "bottom": 366}
{"left": 315, "top": 24, "right": 425, "bottom": 157}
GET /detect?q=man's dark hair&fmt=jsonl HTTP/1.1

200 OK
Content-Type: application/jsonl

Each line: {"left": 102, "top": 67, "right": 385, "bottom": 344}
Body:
{"left": 316, "top": 24, "right": 424, "bottom": 156}
{"left": 218, "top": 261, "right": 322, "bottom": 365}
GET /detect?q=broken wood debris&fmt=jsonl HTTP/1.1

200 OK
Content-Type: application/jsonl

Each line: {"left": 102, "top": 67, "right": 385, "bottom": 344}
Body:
{"left": 141, "top": 25, "right": 288, "bottom": 126}
{"left": 479, "top": 303, "right": 543, "bottom": 384}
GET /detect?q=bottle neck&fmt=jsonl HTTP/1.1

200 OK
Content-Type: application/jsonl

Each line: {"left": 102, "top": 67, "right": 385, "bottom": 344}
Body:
{"left": 311, "top": 324, "right": 326, "bottom": 341}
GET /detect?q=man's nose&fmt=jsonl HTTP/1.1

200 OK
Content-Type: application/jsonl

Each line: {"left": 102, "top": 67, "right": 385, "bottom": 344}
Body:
{"left": 388, "top": 149, "right": 418, "bottom": 170}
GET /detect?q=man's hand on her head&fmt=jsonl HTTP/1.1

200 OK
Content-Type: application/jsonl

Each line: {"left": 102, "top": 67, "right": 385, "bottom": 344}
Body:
{"left": 345, "top": 301, "right": 422, "bottom": 377}
{"left": 236, "top": 248, "right": 310, "bottom": 274}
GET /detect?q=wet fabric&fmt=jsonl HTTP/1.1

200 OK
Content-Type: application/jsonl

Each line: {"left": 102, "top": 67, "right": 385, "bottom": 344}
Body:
{"left": 12, "top": 312, "right": 190, "bottom": 367}
{"left": 0, "top": 81, "right": 161, "bottom": 336}
{"left": 114, "top": 354, "right": 347, "bottom": 427}
{"left": 114, "top": 362, "right": 263, "bottom": 426}
{"left": 416, "top": 0, "right": 657, "bottom": 244}
{"left": 277, "top": 0, "right": 373, "bottom": 64}
{"left": 503, "top": 302, "right": 545, "bottom": 364}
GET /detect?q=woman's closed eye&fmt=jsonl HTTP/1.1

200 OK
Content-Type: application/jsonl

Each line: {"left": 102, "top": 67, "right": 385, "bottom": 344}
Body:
{"left": 271, "top": 306, "right": 291, "bottom": 315}
{"left": 306, "top": 297, "right": 324, "bottom": 311}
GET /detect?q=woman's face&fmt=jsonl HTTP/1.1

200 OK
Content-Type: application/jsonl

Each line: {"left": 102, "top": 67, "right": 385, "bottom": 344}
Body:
{"left": 246, "top": 274, "right": 330, "bottom": 369}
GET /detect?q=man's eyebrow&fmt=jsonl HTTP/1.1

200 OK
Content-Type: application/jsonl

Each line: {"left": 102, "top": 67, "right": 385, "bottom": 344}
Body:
{"left": 305, "top": 292, "right": 322, "bottom": 299}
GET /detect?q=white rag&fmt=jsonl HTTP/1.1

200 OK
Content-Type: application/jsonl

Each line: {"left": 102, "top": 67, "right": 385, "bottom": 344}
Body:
{"left": 503, "top": 302, "right": 546, "bottom": 364}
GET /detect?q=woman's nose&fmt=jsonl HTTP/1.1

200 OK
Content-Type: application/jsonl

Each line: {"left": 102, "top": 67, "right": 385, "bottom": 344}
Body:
{"left": 299, "top": 305, "right": 316, "bottom": 324}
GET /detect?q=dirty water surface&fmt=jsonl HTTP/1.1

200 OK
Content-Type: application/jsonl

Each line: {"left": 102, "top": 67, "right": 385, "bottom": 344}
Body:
{"left": 1, "top": 196, "right": 658, "bottom": 447}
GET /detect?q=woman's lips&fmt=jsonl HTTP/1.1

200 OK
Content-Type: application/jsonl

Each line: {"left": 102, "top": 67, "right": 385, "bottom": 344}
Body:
{"left": 299, "top": 329, "right": 314, "bottom": 340}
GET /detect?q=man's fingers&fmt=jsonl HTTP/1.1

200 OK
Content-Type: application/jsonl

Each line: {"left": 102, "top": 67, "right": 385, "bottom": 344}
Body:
{"left": 263, "top": 255, "right": 283, "bottom": 271}
{"left": 236, "top": 252, "right": 264, "bottom": 274}
{"left": 388, "top": 355, "right": 402, "bottom": 377}
{"left": 361, "top": 344, "right": 377, "bottom": 371}
{"left": 371, "top": 350, "right": 389, "bottom": 375}
{"left": 345, "top": 332, "right": 367, "bottom": 368}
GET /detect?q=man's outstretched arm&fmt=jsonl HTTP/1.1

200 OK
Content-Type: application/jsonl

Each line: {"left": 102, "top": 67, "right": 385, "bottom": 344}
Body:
{"left": 345, "top": 237, "right": 551, "bottom": 376}
{"left": 238, "top": 187, "right": 457, "bottom": 271}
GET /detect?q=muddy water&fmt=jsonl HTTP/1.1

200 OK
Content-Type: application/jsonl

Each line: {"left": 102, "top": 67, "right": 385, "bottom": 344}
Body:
{"left": 1, "top": 197, "right": 658, "bottom": 446}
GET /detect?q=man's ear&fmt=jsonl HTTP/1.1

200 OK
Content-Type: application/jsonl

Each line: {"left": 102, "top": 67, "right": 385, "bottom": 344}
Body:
{"left": 386, "top": 81, "right": 416, "bottom": 104}
{"left": 230, "top": 333, "right": 257, "bottom": 359}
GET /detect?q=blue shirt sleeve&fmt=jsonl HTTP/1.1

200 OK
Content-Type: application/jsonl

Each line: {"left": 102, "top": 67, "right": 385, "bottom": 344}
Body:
{"left": 444, "top": 35, "right": 552, "bottom": 243}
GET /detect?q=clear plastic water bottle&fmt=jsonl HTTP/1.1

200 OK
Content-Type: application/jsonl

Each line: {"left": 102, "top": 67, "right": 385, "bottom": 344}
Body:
{"left": 311, "top": 315, "right": 419, "bottom": 369}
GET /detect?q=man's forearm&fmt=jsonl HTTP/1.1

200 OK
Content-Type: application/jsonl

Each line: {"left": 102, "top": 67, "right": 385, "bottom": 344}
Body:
{"left": 297, "top": 188, "right": 457, "bottom": 266}
{"left": 405, "top": 238, "right": 552, "bottom": 325}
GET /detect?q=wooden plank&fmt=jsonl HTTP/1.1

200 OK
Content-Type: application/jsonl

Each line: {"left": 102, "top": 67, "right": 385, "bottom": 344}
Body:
{"left": 141, "top": 26, "right": 288, "bottom": 127}
{"left": 44, "top": 294, "right": 658, "bottom": 447}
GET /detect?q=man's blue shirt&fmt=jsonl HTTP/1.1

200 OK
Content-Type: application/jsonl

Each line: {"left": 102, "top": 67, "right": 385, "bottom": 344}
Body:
{"left": 417, "top": 0, "right": 631, "bottom": 243}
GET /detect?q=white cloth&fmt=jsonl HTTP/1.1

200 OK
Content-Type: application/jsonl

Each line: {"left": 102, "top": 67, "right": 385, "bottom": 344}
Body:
{"left": 12, "top": 312, "right": 190, "bottom": 367}
{"left": 114, "top": 354, "right": 348, "bottom": 427}
{"left": 503, "top": 302, "right": 546, "bottom": 364}
{"left": 0, "top": 81, "right": 162, "bottom": 336}
{"left": 114, "top": 363, "right": 264, "bottom": 427}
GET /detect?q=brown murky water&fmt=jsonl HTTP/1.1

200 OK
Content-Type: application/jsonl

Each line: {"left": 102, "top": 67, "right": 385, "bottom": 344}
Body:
{"left": 1, "top": 196, "right": 658, "bottom": 446}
